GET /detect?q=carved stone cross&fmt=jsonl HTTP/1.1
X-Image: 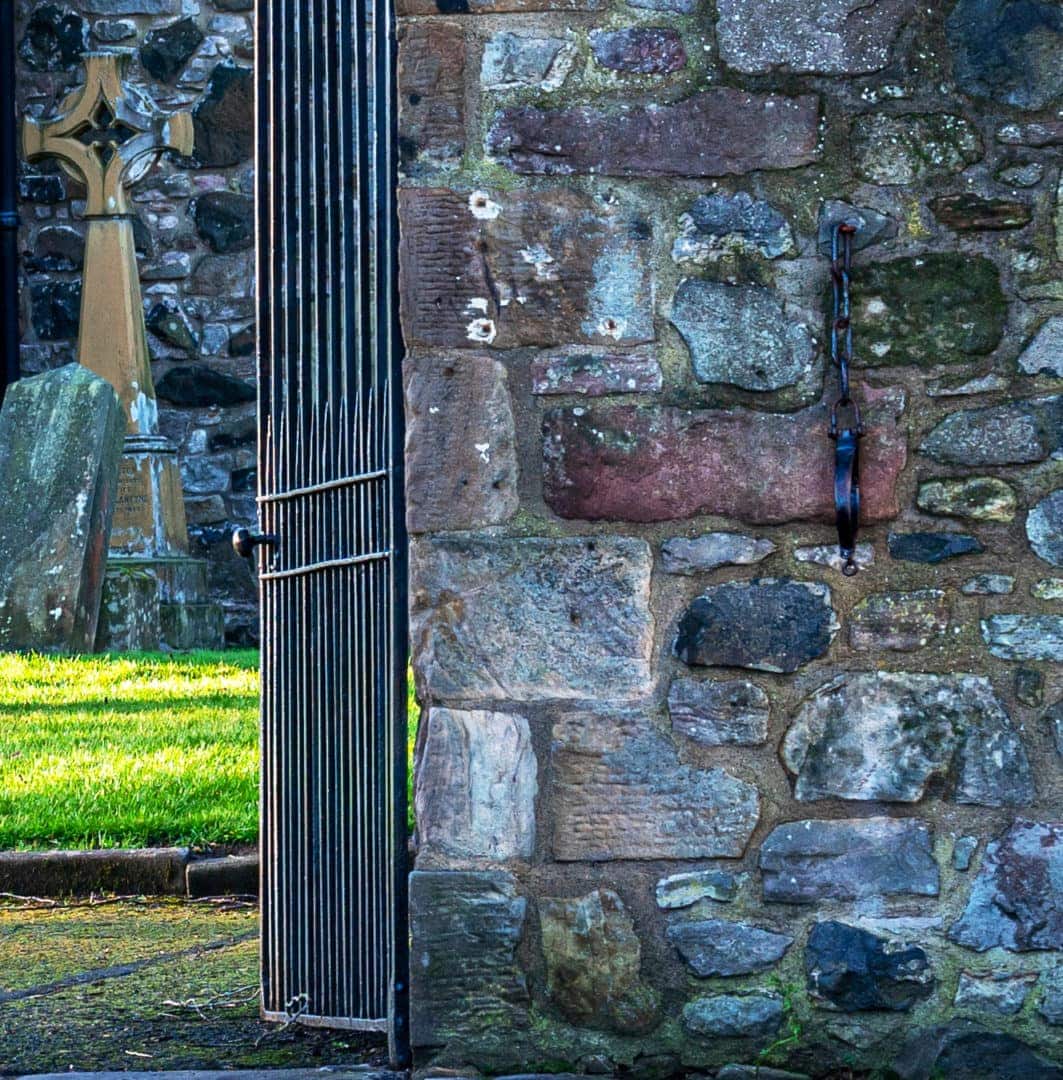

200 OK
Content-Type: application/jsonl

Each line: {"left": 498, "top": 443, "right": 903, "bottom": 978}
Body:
{"left": 23, "top": 51, "right": 192, "bottom": 557}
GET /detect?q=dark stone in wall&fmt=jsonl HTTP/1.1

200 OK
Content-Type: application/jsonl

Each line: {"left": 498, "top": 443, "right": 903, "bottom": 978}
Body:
{"left": 156, "top": 365, "right": 256, "bottom": 407}
{"left": 140, "top": 17, "right": 204, "bottom": 83}
{"left": 19, "top": 3, "right": 87, "bottom": 71}
{"left": 893, "top": 1026, "right": 1063, "bottom": 1080}
{"left": 30, "top": 279, "right": 80, "bottom": 340}
{"left": 193, "top": 191, "right": 254, "bottom": 253}
{"left": 20, "top": 172, "right": 66, "bottom": 204}
{"left": 675, "top": 579, "right": 836, "bottom": 674}
{"left": 193, "top": 62, "right": 253, "bottom": 167}
{"left": 856, "top": 254, "right": 1005, "bottom": 367}
{"left": 947, "top": 0, "right": 1063, "bottom": 111}
{"left": 231, "top": 467, "right": 256, "bottom": 494}
{"left": 146, "top": 300, "right": 198, "bottom": 352}
{"left": 24, "top": 225, "right": 83, "bottom": 272}
{"left": 214, "top": 0, "right": 252, "bottom": 8}
{"left": 589, "top": 27, "right": 686, "bottom": 74}
{"left": 668, "top": 919, "right": 793, "bottom": 977}
{"left": 888, "top": 532, "right": 984, "bottom": 564}
{"left": 228, "top": 324, "right": 255, "bottom": 357}
{"left": 488, "top": 89, "right": 820, "bottom": 177}
{"left": 806, "top": 921, "right": 934, "bottom": 1012}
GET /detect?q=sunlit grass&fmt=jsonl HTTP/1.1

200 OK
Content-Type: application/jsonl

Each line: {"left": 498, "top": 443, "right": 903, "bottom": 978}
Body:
{"left": 0, "top": 651, "right": 260, "bottom": 850}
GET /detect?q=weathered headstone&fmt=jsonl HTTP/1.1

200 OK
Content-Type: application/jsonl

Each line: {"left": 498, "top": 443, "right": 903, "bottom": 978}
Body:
{"left": 0, "top": 365, "right": 123, "bottom": 652}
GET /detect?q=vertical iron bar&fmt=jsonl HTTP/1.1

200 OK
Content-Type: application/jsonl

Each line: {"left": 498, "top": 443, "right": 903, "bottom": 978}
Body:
{"left": 0, "top": 0, "right": 20, "bottom": 404}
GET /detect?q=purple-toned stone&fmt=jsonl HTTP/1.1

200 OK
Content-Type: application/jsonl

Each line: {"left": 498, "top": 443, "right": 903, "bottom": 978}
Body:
{"left": 542, "top": 386, "right": 906, "bottom": 525}
{"left": 488, "top": 89, "right": 820, "bottom": 177}
{"left": 590, "top": 27, "right": 686, "bottom": 74}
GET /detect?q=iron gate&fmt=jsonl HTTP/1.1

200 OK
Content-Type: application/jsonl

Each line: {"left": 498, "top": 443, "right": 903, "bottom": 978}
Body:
{"left": 252, "top": 0, "right": 408, "bottom": 1062}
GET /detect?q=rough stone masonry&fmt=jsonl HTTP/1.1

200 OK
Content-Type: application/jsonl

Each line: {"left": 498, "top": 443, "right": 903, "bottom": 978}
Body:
{"left": 400, "top": 0, "right": 1063, "bottom": 1076}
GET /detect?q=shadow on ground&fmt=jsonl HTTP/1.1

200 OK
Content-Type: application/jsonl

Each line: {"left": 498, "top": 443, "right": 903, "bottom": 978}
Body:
{"left": 0, "top": 897, "right": 387, "bottom": 1074}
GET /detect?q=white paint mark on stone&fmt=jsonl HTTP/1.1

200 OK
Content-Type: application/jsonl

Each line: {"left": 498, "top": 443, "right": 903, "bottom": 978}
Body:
{"left": 468, "top": 191, "right": 501, "bottom": 220}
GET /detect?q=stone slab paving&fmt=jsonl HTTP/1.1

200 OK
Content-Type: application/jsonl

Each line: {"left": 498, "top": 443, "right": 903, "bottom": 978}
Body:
{"left": 0, "top": 898, "right": 385, "bottom": 1073}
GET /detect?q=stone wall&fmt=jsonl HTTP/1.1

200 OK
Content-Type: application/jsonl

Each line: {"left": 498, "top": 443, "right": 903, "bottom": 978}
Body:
{"left": 15, "top": 0, "right": 258, "bottom": 643}
{"left": 401, "top": 1, "right": 1063, "bottom": 1076}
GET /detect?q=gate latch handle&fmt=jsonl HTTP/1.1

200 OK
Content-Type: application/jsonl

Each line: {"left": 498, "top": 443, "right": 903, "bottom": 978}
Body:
{"left": 232, "top": 526, "right": 278, "bottom": 559}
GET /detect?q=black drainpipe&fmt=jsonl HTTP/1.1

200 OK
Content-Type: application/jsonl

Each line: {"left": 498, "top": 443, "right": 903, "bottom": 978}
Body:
{"left": 0, "top": 0, "right": 19, "bottom": 405}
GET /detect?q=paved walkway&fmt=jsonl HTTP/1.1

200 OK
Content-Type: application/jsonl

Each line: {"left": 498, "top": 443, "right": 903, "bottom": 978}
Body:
{"left": 0, "top": 897, "right": 387, "bottom": 1074}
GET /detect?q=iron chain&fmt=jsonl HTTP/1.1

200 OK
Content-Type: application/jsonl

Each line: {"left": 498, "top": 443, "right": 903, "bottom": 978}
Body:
{"left": 828, "top": 223, "right": 862, "bottom": 576}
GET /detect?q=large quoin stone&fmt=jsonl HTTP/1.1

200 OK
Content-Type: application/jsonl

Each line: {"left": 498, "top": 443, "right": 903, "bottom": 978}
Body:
{"left": 0, "top": 366, "right": 124, "bottom": 652}
{"left": 398, "top": 21, "right": 466, "bottom": 168}
{"left": 852, "top": 113, "right": 983, "bottom": 184}
{"left": 674, "top": 579, "right": 837, "bottom": 674}
{"left": 488, "top": 89, "right": 820, "bottom": 177}
{"left": 760, "top": 818, "right": 939, "bottom": 903}
{"left": 948, "top": 820, "right": 1063, "bottom": 952}
{"left": 668, "top": 919, "right": 793, "bottom": 977}
{"left": 1026, "top": 489, "right": 1063, "bottom": 566}
{"left": 848, "top": 590, "right": 949, "bottom": 652}
{"left": 551, "top": 710, "right": 759, "bottom": 860}
{"left": 782, "top": 672, "right": 1033, "bottom": 806}
{"left": 415, "top": 709, "right": 537, "bottom": 864}
{"left": 855, "top": 255, "right": 1005, "bottom": 367}
{"left": 716, "top": 0, "right": 915, "bottom": 74}
{"left": 398, "top": 188, "right": 652, "bottom": 350}
{"left": 668, "top": 677, "right": 770, "bottom": 746}
{"left": 539, "top": 889, "right": 660, "bottom": 1035}
{"left": 682, "top": 993, "right": 784, "bottom": 1038}
{"left": 806, "top": 921, "right": 934, "bottom": 1013}
{"left": 403, "top": 353, "right": 519, "bottom": 533}
{"left": 543, "top": 388, "right": 906, "bottom": 524}
{"left": 921, "top": 396, "right": 1063, "bottom": 466}
{"left": 670, "top": 279, "right": 817, "bottom": 391}
{"left": 410, "top": 536, "right": 653, "bottom": 703}
{"left": 409, "top": 870, "right": 528, "bottom": 1048}
{"left": 947, "top": 0, "right": 1063, "bottom": 111}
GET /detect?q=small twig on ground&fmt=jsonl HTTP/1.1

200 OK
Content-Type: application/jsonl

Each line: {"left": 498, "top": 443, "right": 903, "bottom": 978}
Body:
{"left": 162, "top": 983, "right": 260, "bottom": 1020}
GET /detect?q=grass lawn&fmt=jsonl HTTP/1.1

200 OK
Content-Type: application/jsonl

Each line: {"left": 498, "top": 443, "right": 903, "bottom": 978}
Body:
{"left": 0, "top": 651, "right": 259, "bottom": 850}
{"left": 0, "top": 651, "right": 420, "bottom": 851}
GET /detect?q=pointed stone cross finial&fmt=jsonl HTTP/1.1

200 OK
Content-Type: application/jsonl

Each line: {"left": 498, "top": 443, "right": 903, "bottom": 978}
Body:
{"left": 22, "top": 51, "right": 194, "bottom": 557}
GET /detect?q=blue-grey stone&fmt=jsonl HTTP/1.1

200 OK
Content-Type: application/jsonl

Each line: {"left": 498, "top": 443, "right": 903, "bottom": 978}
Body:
{"left": 806, "top": 921, "right": 934, "bottom": 1012}
{"left": 961, "top": 574, "right": 1015, "bottom": 595}
{"left": 760, "top": 817, "right": 939, "bottom": 903}
{"left": 668, "top": 919, "right": 792, "bottom": 976}
{"left": 1027, "top": 489, "right": 1063, "bottom": 565}
{"left": 655, "top": 870, "right": 738, "bottom": 909}
{"left": 948, "top": 820, "right": 1063, "bottom": 952}
{"left": 682, "top": 992, "right": 783, "bottom": 1038}
{"left": 1018, "top": 317, "right": 1063, "bottom": 377}
{"left": 888, "top": 532, "right": 984, "bottom": 564}
{"left": 817, "top": 200, "right": 896, "bottom": 254}
{"left": 982, "top": 615, "right": 1063, "bottom": 661}
{"left": 947, "top": 0, "right": 1063, "bottom": 111}
{"left": 953, "top": 836, "right": 978, "bottom": 871}
{"left": 670, "top": 279, "right": 816, "bottom": 391}
{"left": 673, "top": 191, "right": 795, "bottom": 264}
{"left": 661, "top": 532, "right": 775, "bottom": 574}
{"left": 921, "top": 396, "right": 1063, "bottom": 465}
{"left": 669, "top": 677, "right": 769, "bottom": 746}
